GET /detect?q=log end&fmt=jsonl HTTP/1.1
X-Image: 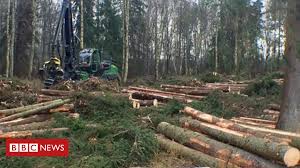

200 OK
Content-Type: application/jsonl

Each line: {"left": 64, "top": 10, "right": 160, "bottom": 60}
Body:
{"left": 153, "top": 99, "right": 158, "bottom": 107}
{"left": 284, "top": 148, "right": 300, "bottom": 167}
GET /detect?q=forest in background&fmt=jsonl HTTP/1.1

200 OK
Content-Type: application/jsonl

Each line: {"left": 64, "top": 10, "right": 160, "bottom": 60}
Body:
{"left": 0, "top": 0, "right": 286, "bottom": 79}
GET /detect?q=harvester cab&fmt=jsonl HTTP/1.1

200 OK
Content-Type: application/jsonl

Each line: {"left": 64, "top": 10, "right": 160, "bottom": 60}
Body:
{"left": 77, "top": 48, "right": 120, "bottom": 81}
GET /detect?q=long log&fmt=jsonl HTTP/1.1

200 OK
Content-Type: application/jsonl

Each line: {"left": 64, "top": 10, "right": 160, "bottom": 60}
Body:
{"left": 180, "top": 117, "right": 300, "bottom": 167}
{"left": 163, "top": 88, "right": 212, "bottom": 96}
{"left": 231, "top": 118, "right": 276, "bottom": 129}
{"left": 131, "top": 92, "right": 194, "bottom": 103}
{"left": 260, "top": 114, "right": 279, "bottom": 121}
{"left": 0, "top": 128, "right": 69, "bottom": 138}
{"left": 238, "top": 117, "right": 277, "bottom": 125}
{"left": 263, "top": 109, "right": 280, "bottom": 115}
{"left": 0, "top": 99, "right": 72, "bottom": 122}
{"left": 1, "top": 120, "right": 54, "bottom": 132}
{"left": 40, "top": 89, "right": 72, "bottom": 96}
{"left": 268, "top": 104, "right": 281, "bottom": 111}
{"left": 182, "top": 107, "right": 288, "bottom": 143}
{"left": 156, "top": 134, "right": 239, "bottom": 168}
{"left": 160, "top": 84, "right": 205, "bottom": 90}
{"left": 205, "top": 83, "right": 248, "bottom": 88}
{"left": 0, "top": 114, "right": 52, "bottom": 127}
{"left": 0, "top": 99, "right": 62, "bottom": 115}
{"left": 49, "top": 104, "right": 74, "bottom": 113}
{"left": 158, "top": 122, "right": 282, "bottom": 168}
{"left": 237, "top": 124, "right": 300, "bottom": 148}
{"left": 128, "top": 86, "right": 204, "bottom": 100}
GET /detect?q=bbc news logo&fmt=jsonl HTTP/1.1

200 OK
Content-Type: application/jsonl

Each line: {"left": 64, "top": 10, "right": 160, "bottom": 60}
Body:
{"left": 6, "top": 139, "right": 69, "bottom": 157}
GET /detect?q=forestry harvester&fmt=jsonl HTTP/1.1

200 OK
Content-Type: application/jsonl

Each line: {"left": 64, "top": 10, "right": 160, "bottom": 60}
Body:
{"left": 39, "top": 0, "right": 120, "bottom": 88}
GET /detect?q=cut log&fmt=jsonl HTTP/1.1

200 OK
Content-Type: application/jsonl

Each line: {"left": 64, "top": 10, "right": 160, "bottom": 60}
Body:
{"left": 49, "top": 104, "right": 74, "bottom": 113}
{"left": 0, "top": 99, "right": 72, "bottom": 122}
{"left": 268, "top": 104, "right": 281, "bottom": 111}
{"left": 237, "top": 123, "right": 300, "bottom": 140}
{"left": 156, "top": 134, "right": 239, "bottom": 168}
{"left": 238, "top": 117, "right": 277, "bottom": 125}
{"left": 263, "top": 109, "right": 280, "bottom": 115}
{"left": 40, "top": 89, "right": 72, "bottom": 96}
{"left": 231, "top": 118, "right": 276, "bottom": 129}
{"left": 160, "top": 84, "right": 204, "bottom": 90}
{"left": 163, "top": 88, "right": 212, "bottom": 96}
{"left": 132, "top": 99, "right": 158, "bottom": 109}
{"left": 260, "top": 114, "right": 279, "bottom": 121}
{"left": 205, "top": 83, "right": 248, "bottom": 88}
{"left": 0, "top": 114, "right": 52, "bottom": 127}
{"left": 131, "top": 92, "right": 195, "bottom": 103}
{"left": 1, "top": 120, "right": 53, "bottom": 132}
{"left": 0, "top": 99, "right": 62, "bottom": 115}
{"left": 128, "top": 86, "right": 204, "bottom": 100}
{"left": 0, "top": 128, "right": 69, "bottom": 138}
{"left": 68, "top": 113, "right": 80, "bottom": 119}
{"left": 157, "top": 122, "right": 282, "bottom": 168}
{"left": 180, "top": 117, "right": 300, "bottom": 167}
{"left": 182, "top": 106, "right": 287, "bottom": 143}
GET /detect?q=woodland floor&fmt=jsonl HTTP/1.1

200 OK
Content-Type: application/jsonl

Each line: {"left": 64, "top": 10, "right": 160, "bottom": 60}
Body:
{"left": 0, "top": 73, "right": 282, "bottom": 168}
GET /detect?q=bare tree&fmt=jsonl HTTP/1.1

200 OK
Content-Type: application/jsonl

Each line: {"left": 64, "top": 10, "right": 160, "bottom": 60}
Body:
{"left": 5, "top": 0, "right": 11, "bottom": 77}
{"left": 9, "top": 0, "right": 16, "bottom": 77}
{"left": 80, "top": 0, "right": 84, "bottom": 49}
{"left": 122, "top": 0, "right": 130, "bottom": 83}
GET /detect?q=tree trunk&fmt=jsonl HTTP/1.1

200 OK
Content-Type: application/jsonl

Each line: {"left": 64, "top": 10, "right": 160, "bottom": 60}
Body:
{"left": 156, "top": 134, "right": 239, "bottom": 168}
{"left": 122, "top": 0, "right": 129, "bottom": 83}
{"left": 277, "top": 0, "right": 300, "bottom": 132}
{"left": 180, "top": 117, "right": 300, "bottom": 167}
{"left": 215, "top": 28, "right": 218, "bottom": 73}
{"left": 14, "top": 0, "right": 34, "bottom": 78}
{"left": 234, "top": 20, "right": 239, "bottom": 76}
{"left": 28, "top": 0, "right": 36, "bottom": 78}
{"left": 9, "top": 0, "right": 16, "bottom": 77}
{"left": 80, "top": 0, "right": 84, "bottom": 49}
{"left": 5, "top": 0, "right": 11, "bottom": 77}
{"left": 154, "top": 1, "right": 159, "bottom": 81}
{"left": 158, "top": 122, "right": 283, "bottom": 168}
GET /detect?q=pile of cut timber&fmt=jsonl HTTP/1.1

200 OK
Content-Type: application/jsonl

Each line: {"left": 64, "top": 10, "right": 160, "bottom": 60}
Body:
{"left": 37, "top": 89, "right": 72, "bottom": 103}
{"left": 160, "top": 82, "right": 248, "bottom": 96}
{"left": 123, "top": 86, "right": 205, "bottom": 107}
{"left": 157, "top": 106, "right": 300, "bottom": 167}
{"left": 0, "top": 99, "right": 77, "bottom": 138}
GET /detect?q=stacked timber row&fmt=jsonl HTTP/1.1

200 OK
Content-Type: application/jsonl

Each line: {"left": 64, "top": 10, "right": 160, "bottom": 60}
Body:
{"left": 123, "top": 86, "right": 206, "bottom": 108}
{"left": 157, "top": 106, "right": 300, "bottom": 167}
{"left": 160, "top": 82, "right": 248, "bottom": 96}
{"left": 0, "top": 98, "right": 78, "bottom": 138}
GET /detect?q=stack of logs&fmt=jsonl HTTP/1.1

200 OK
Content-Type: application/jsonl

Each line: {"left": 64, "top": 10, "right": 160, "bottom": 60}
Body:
{"left": 124, "top": 86, "right": 206, "bottom": 108}
{"left": 0, "top": 89, "right": 79, "bottom": 138}
{"left": 124, "top": 83, "right": 248, "bottom": 109}
{"left": 161, "top": 83, "right": 248, "bottom": 95}
{"left": 157, "top": 106, "right": 300, "bottom": 168}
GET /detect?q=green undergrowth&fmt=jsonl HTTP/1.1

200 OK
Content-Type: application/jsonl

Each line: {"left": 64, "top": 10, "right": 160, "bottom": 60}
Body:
{"left": 243, "top": 77, "right": 282, "bottom": 97}
{"left": 189, "top": 91, "right": 279, "bottom": 118}
{"left": 0, "top": 93, "right": 184, "bottom": 168}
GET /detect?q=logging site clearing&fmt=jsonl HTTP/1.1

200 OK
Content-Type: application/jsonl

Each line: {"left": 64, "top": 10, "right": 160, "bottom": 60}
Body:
{"left": 1, "top": 73, "right": 299, "bottom": 168}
